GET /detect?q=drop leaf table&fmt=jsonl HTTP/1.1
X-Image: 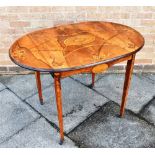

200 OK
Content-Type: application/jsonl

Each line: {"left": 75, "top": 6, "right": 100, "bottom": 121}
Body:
{"left": 9, "top": 21, "right": 144, "bottom": 144}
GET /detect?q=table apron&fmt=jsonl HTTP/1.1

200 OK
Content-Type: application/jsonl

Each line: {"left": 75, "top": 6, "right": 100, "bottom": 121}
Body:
{"left": 56, "top": 55, "right": 132, "bottom": 78}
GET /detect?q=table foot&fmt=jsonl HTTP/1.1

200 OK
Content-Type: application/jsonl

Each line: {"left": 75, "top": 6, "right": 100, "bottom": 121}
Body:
{"left": 117, "top": 114, "right": 124, "bottom": 118}
{"left": 59, "top": 139, "right": 64, "bottom": 145}
{"left": 39, "top": 99, "right": 44, "bottom": 105}
{"left": 88, "top": 84, "right": 93, "bottom": 88}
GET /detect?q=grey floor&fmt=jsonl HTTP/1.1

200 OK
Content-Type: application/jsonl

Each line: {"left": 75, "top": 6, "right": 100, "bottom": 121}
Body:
{"left": 0, "top": 73, "right": 155, "bottom": 147}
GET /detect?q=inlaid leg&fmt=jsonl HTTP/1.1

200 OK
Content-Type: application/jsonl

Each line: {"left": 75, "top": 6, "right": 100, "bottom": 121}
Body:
{"left": 54, "top": 73, "right": 64, "bottom": 145}
{"left": 35, "top": 71, "right": 43, "bottom": 105}
{"left": 120, "top": 54, "right": 135, "bottom": 117}
{"left": 92, "top": 73, "right": 95, "bottom": 87}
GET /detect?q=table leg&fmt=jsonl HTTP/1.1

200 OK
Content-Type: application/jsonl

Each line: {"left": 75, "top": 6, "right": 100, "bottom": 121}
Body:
{"left": 92, "top": 73, "right": 95, "bottom": 87}
{"left": 35, "top": 71, "right": 43, "bottom": 105}
{"left": 54, "top": 73, "right": 64, "bottom": 145}
{"left": 120, "top": 54, "right": 135, "bottom": 117}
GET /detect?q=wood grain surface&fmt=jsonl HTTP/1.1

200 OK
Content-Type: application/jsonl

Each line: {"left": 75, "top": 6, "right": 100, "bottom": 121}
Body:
{"left": 9, "top": 21, "right": 144, "bottom": 72}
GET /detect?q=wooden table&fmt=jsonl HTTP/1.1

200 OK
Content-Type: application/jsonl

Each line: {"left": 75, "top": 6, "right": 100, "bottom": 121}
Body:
{"left": 9, "top": 21, "right": 144, "bottom": 144}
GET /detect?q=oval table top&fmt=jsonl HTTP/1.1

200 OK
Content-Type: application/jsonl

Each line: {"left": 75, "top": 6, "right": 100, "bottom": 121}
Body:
{"left": 9, "top": 21, "right": 144, "bottom": 72}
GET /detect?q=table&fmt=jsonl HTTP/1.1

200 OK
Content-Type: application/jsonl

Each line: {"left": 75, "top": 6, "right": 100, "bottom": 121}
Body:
{"left": 9, "top": 21, "right": 144, "bottom": 144}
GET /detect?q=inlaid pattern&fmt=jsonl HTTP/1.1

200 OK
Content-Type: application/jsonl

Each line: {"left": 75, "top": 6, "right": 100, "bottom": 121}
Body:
{"left": 9, "top": 21, "right": 144, "bottom": 72}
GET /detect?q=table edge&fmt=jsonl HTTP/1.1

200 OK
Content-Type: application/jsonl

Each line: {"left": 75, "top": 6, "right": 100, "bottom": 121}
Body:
{"left": 9, "top": 42, "right": 144, "bottom": 73}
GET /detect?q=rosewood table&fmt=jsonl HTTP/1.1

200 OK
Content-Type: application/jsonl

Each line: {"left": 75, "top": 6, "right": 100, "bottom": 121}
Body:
{"left": 9, "top": 21, "right": 144, "bottom": 144}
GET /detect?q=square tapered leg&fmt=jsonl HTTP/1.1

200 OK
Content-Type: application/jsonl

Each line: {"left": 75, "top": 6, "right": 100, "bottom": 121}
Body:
{"left": 120, "top": 54, "right": 135, "bottom": 117}
{"left": 54, "top": 73, "right": 64, "bottom": 144}
{"left": 35, "top": 71, "right": 44, "bottom": 105}
{"left": 91, "top": 73, "right": 95, "bottom": 87}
